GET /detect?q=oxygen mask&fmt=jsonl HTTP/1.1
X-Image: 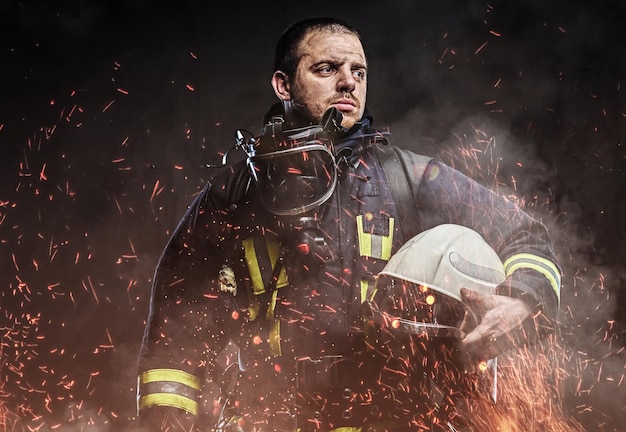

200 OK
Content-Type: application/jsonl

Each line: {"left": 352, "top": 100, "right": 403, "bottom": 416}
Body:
{"left": 247, "top": 108, "right": 348, "bottom": 216}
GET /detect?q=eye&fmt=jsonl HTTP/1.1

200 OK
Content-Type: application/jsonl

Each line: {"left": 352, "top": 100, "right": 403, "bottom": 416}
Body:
{"left": 353, "top": 69, "right": 366, "bottom": 80}
{"left": 317, "top": 64, "right": 336, "bottom": 75}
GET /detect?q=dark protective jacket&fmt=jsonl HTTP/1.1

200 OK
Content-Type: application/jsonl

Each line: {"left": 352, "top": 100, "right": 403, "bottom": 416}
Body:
{"left": 137, "top": 113, "right": 561, "bottom": 431}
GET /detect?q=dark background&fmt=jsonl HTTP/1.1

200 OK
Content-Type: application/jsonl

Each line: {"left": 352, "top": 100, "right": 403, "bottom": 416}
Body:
{"left": 1, "top": 0, "right": 625, "bottom": 430}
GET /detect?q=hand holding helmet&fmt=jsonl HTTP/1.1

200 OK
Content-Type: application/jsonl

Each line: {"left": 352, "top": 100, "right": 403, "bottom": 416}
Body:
{"left": 370, "top": 224, "right": 541, "bottom": 367}
{"left": 460, "top": 285, "right": 535, "bottom": 362}
{"left": 364, "top": 224, "right": 506, "bottom": 402}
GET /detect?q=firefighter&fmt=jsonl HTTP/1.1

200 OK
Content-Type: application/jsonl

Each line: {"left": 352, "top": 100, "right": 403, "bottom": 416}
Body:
{"left": 136, "top": 17, "right": 561, "bottom": 431}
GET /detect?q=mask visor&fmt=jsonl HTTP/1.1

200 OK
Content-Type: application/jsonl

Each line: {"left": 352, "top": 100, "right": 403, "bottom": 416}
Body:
{"left": 249, "top": 143, "right": 337, "bottom": 216}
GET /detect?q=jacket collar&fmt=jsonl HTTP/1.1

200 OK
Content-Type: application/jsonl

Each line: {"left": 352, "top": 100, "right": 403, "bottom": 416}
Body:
{"left": 262, "top": 103, "right": 389, "bottom": 167}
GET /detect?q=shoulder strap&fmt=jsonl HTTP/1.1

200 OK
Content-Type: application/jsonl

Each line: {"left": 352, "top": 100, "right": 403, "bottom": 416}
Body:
{"left": 377, "top": 145, "right": 432, "bottom": 242}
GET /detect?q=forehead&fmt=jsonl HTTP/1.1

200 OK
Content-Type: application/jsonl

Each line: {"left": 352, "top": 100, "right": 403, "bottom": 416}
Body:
{"left": 297, "top": 29, "right": 366, "bottom": 65}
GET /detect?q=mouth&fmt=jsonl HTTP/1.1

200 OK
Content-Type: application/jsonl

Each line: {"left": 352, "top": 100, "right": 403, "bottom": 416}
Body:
{"left": 331, "top": 99, "right": 356, "bottom": 113}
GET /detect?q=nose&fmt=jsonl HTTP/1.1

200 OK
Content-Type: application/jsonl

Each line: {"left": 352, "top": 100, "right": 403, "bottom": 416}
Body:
{"left": 336, "top": 66, "right": 356, "bottom": 93}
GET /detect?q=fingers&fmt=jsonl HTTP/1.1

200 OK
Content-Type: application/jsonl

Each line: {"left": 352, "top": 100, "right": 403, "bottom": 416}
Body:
{"left": 461, "top": 294, "right": 534, "bottom": 360}
{"left": 460, "top": 287, "right": 496, "bottom": 315}
{"left": 462, "top": 319, "right": 490, "bottom": 345}
{"left": 459, "top": 288, "right": 491, "bottom": 335}
{"left": 458, "top": 309, "right": 478, "bottom": 334}
{"left": 460, "top": 320, "right": 506, "bottom": 366}
{"left": 460, "top": 287, "right": 479, "bottom": 305}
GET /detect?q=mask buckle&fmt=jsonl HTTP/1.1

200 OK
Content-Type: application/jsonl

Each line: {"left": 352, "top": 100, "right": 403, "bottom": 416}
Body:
{"left": 292, "top": 216, "right": 332, "bottom": 265}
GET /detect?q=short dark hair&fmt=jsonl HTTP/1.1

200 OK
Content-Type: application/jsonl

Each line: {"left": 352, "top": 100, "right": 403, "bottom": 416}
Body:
{"left": 273, "top": 17, "right": 362, "bottom": 77}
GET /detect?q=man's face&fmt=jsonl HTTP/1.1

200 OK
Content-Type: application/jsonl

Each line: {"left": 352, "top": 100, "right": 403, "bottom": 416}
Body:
{"left": 287, "top": 30, "right": 367, "bottom": 129}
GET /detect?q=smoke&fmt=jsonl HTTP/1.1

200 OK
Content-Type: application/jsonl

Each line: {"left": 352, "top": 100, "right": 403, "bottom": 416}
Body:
{"left": 378, "top": 7, "right": 626, "bottom": 428}
{"left": 389, "top": 69, "right": 626, "bottom": 432}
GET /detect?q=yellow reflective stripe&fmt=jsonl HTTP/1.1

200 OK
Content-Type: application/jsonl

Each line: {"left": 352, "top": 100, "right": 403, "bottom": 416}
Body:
{"left": 360, "top": 279, "right": 369, "bottom": 303}
{"left": 267, "top": 289, "right": 278, "bottom": 318}
{"left": 357, "top": 215, "right": 372, "bottom": 257}
{"left": 266, "top": 236, "right": 289, "bottom": 289}
{"left": 139, "top": 368, "right": 202, "bottom": 390}
{"left": 503, "top": 253, "right": 561, "bottom": 301}
{"left": 243, "top": 237, "right": 265, "bottom": 294}
{"left": 243, "top": 236, "right": 288, "bottom": 295}
{"left": 356, "top": 215, "right": 394, "bottom": 260}
{"left": 268, "top": 318, "right": 281, "bottom": 356}
{"left": 360, "top": 279, "right": 378, "bottom": 303}
{"left": 138, "top": 393, "right": 199, "bottom": 415}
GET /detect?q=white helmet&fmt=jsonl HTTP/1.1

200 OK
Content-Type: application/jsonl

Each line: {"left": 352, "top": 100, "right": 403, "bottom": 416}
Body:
{"left": 378, "top": 223, "right": 505, "bottom": 302}
{"left": 366, "top": 223, "right": 505, "bottom": 339}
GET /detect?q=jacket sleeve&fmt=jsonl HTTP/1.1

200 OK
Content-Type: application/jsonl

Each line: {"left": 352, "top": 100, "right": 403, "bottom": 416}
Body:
{"left": 136, "top": 174, "right": 244, "bottom": 431}
{"left": 413, "top": 158, "right": 561, "bottom": 322}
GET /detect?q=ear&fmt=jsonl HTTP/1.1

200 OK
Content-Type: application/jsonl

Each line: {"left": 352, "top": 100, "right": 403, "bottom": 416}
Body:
{"left": 271, "top": 71, "right": 291, "bottom": 101}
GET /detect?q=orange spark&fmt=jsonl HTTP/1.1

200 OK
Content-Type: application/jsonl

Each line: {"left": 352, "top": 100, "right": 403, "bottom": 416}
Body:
{"left": 102, "top": 99, "right": 115, "bottom": 112}
{"left": 150, "top": 180, "right": 163, "bottom": 202}
{"left": 475, "top": 41, "right": 488, "bottom": 55}
{"left": 39, "top": 164, "right": 47, "bottom": 181}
